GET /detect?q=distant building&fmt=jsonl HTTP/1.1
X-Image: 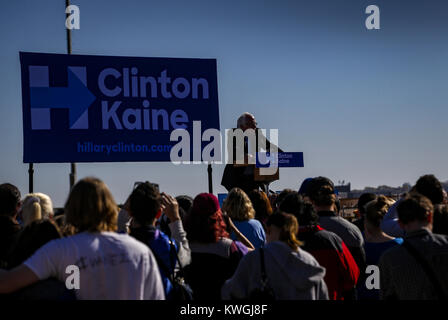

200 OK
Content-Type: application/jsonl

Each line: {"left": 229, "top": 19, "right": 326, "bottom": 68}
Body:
{"left": 334, "top": 182, "right": 413, "bottom": 199}
{"left": 335, "top": 183, "right": 351, "bottom": 199}
{"left": 347, "top": 183, "right": 411, "bottom": 199}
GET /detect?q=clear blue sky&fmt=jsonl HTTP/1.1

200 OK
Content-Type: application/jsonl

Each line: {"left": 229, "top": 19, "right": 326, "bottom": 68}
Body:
{"left": 1, "top": 0, "right": 447, "bottom": 207}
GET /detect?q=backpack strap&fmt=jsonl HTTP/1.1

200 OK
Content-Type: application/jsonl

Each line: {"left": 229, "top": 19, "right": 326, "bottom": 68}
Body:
{"left": 402, "top": 240, "right": 446, "bottom": 300}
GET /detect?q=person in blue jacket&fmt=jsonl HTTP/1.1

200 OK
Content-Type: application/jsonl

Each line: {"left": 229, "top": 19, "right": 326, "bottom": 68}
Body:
{"left": 126, "top": 182, "right": 191, "bottom": 299}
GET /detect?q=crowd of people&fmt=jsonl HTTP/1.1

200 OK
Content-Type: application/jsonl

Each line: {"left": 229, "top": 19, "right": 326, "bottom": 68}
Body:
{"left": 0, "top": 173, "right": 447, "bottom": 300}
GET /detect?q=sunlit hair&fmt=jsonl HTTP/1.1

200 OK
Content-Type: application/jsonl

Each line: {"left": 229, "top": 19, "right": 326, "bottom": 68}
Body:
{"left": 186, "top": 193, "right": 229, "bottom": 243}
{"left": 267, "top": 212, "right": 303, "bottom": 250}
{"left": 364, "top": 195, "right": 392, "bottom": 228}
{"left": 22, "top": 193, "right": 54, "bottom": 226}
{"left": 248, "top": 190, "right": 273, "bottom": 223}
{"left": 222, "top": 188, "right": 255, "bottom": 222}
{"left": 64, "top": 177, "right": 118, "bottom": 232}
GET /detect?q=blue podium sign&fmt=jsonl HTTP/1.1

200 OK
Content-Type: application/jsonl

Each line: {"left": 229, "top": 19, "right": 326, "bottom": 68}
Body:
{"left": 256, "top": 152, "right": 304, "bottom": 168}
{"left": 20, "top": 52, "right": 220, "bottom": 163}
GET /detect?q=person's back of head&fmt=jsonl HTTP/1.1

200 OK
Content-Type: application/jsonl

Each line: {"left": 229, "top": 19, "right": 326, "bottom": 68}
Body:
{"left": 397, "top": 192, "right": 433, "bottom": 229}
{"left": 64, "top": 177, "right": 118, "bottom": 233}
{"left": 186, "top": 193, "right": 229, "bottom": 243}
{"left": 278, "top": 192, "right": 318, "bottom": 227}
{"left": 8, "top": 219, "right": 62, "bottom": 269}
{"left": 274, "top": 188, "right": 296, "bottom": 208}
{"left": 248, "top": 190, "right": 273, "bottom": 222}
{"left": 266, "top": 212, "right": 302, "bottom": 250}
{"left": 222, "top": 188, "right": 255, "bottom": 222}
{"left": 414, "top": 174, "right": 444, "bottom": 205}
{"left": 357, "top": 193, "right": 377, "bottom": 217}
{"left": 298, "top": 178, "right": 313, "bottom": 196}
{"left": 306, "top": 177, "right": 336, "bottom": 208}
{"left": 0, "top": 183, "right": 21, "bottom": 218}
{"left": 176, "top": 195, "right": 193, "bottom": 213}
{"left": 128, "top": 182, "right": 161, "bottom": 226}
{"left": 176, "top": 195, "right": 193, "bottom": 222}
{"left": 21, "top": 193, "right": 54, "bottom": 226}
{"left": 364, "top": 195, "right": 390, "bottom": 230}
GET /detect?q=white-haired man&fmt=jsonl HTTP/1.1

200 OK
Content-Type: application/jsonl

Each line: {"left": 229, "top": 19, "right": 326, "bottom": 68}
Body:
{"left": 221, "top": 113, "right": 282, "bottom": 194}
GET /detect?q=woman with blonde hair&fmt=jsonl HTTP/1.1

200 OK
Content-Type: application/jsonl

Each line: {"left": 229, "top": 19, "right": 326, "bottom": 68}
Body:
{"left": 364, "top": 195, "right": 401, "bottom": 244}
{"left": 0, "top": 177, "right": 165, "bottom": 300}
{"left": 20, "top": 193, "right": 53, "bottom": 226}
{"left": 222, "top": 212, "right": 329, "bottom": 300}
{"left": 222, "top": 188, "right": 266, "bottom": 248}
{"left": 358, "top": 195, "right": 403, "bottom": 299}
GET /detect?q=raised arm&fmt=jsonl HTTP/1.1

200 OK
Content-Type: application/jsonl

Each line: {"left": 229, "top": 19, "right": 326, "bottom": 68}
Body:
{"left": 222, "top": 212, "right": 255, "bottom": 251}
{"left": 161, "top": 193, "right": 192, "bottom": 267}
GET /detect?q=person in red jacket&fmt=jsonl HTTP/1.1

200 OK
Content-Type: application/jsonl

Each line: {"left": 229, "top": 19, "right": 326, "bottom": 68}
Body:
{"left": 279, "top": 191, "right": 360, "bottom": 300}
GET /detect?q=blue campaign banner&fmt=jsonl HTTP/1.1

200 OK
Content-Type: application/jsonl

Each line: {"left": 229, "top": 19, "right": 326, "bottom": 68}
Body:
{"left": 20, "top": 52, "right": 220, "bottom": 163}
{"left": 256, "top": 152, "right": 304, "bottom": 168}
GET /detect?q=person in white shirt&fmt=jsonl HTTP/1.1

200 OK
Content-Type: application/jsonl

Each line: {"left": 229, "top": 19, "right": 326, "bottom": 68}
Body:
{"left": 0, "top": 177, "right": 165, "bottom": 300}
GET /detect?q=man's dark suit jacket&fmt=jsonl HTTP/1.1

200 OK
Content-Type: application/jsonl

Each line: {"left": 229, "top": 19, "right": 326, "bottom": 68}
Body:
{"left": 221, "top": 128, "right": 282, "bottom": 194}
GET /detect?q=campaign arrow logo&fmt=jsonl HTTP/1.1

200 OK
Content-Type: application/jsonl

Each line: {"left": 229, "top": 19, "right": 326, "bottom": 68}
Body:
{"left": 30, "top": 68, "right": 96, "bottom": 128}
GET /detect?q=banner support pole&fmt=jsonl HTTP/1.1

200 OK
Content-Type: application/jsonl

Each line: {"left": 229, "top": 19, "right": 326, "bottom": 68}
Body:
{"left": 66, "top": 0, "right": 77, "bottom": 190}
{"left": 207, "top": 163, "right": 213, "bottom": 194}
{"left": 28, "top": 163, "right": 34, "bottom": 193}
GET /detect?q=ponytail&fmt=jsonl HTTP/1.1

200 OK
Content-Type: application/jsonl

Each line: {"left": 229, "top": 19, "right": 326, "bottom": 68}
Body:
{"left": 23, "top": 196, "right": 42, "bottom": 226}
{"left": 365, "top": 195, "right": 391, "bottom": 228}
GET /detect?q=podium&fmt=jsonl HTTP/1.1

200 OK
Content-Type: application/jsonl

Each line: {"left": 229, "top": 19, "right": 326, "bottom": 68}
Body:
{"left": 254, "top": 166, "right": 279, "bottom": 182}
{"left": 255, "top": 166, "right": 279, "bottom": 194}
{"left": 223, "top": 128, "right": 303, "bottom": 194}
{"left": 234, "top": 162, "right": 279, "bottom": 194}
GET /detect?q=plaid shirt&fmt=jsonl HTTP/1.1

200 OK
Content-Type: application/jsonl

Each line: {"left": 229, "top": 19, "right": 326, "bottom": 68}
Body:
{"left": 379, "top": 228, "right": 448, "bottom": 300}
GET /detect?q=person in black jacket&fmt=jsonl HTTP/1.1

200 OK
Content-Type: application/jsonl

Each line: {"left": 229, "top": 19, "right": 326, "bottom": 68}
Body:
{"left": 221, "top": 113, "right": 282, "bottom": 194}
{"left": 279, "top": 191, "right": 360, "bottom": 300}
{"left": 305, "top": 177, "right": 366, "bottom": 277}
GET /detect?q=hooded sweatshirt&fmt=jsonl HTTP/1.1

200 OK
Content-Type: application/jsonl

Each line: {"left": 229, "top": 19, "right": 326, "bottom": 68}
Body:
{"left": 221, "top": 241, "right": 329, "bottom": 300}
